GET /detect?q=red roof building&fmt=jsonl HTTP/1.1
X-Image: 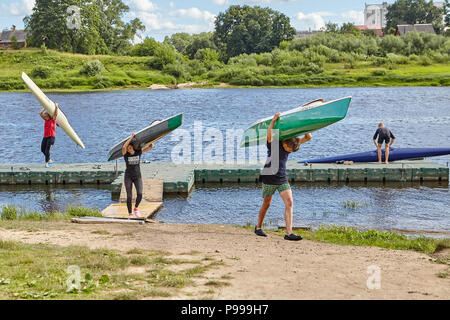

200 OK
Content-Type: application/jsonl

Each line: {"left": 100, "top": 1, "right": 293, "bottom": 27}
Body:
{"left": 355, "top": 25, "right": 384, "bottom": 37}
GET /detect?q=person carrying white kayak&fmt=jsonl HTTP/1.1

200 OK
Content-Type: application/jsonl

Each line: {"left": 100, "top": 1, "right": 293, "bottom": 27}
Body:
{"left": 39, "top": 103, "right": 58, "bottom": 168}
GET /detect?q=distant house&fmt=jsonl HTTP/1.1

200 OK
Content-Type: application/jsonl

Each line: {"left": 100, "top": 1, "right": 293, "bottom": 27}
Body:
{"left": 355, "top": 25, "right": 383, "bottom": 37}
{"left": 0, "top": 26, "right": 28, "bottom": 49}
{"left": 396, "top": 24, "right": 436, "bottom": 35}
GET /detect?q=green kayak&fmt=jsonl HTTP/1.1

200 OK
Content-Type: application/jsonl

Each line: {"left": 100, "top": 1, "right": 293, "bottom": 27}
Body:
{"left": 240, "top": 97, "right": 352, "bottom": 147}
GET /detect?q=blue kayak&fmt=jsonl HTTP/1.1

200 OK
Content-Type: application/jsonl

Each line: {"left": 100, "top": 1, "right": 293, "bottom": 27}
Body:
{"left": 299, "top": 148, "right": 450, "bottom": 163}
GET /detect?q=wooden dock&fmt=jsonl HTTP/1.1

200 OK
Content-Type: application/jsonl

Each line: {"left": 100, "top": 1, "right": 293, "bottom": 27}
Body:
{"left": 0, "top": 161, "right": 448, "bottom": 197}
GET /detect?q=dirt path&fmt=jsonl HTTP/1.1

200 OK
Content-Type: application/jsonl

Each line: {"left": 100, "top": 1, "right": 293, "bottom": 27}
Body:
{"left": 1, "top": 221, "right": 448, "bottom": 300}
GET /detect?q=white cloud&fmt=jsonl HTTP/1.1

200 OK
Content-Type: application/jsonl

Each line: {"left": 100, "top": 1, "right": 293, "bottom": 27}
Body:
{"left": 295, "top": 12, "right": 326, "bottom": 31}
{"left": 238, "top": 0, "right": 300, "bottom": 4}
{"left": 1, "top": 0, "right": 35, "bottom": 16}
{"left": 129, "top": 0, "right": 158, "bottom": 12}
{"left": 212, "top": 0, "right": 229, "bottom": 5}
{"left": 169, "top": 7, "right": 216, "bottom": 26}
{"left": 341, "top": 10, "right": 364, "bottom": 25}
{"left": 169, "top": 2, "right": 175, "bottom": 8}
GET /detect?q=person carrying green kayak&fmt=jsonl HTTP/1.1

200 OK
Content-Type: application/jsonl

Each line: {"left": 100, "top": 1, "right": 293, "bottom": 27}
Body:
{"left": 255, "top": 112, "right": 312, "bottom": 241}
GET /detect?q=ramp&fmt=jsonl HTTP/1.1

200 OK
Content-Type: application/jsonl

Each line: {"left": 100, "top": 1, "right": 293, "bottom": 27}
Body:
{"left": 101, "top": 201, "right": 163, "bottom": 220}
{"left": 103, "top": 178, "right": 164, "bottom": 220}
{"left": 119, "top": 178, "right": 164, "bottom": 202}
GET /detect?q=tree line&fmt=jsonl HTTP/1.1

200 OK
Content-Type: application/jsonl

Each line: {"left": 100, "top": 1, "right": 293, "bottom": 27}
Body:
{"left": 22, "top": 0, "right": 450, "bottom": 61}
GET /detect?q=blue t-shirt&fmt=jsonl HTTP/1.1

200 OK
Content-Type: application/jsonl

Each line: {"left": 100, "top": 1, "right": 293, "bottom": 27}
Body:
{"left": 259, "top": 141, "right": 290, "bottom": 185}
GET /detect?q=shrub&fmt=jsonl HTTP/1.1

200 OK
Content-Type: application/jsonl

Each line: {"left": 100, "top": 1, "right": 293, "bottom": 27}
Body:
{"left": 31, "top": 66, "right": 53, "bottom": 79}
{"left": 300, "top": 62, "right": 324, "bottom": 75}
{"left": 418, "top": 56, "right": 432, "bottom": 66}
{"left": 163, "top": 63, "right": 190, "bottom": 80}
{"left": 80, "top": 59, "right": 104, "bottom": 77}
{"left": 92, "top": 76, "right": 112, "bottom": 89}
{"left": 371, "top": 69, "right": 387, "bottom": 76}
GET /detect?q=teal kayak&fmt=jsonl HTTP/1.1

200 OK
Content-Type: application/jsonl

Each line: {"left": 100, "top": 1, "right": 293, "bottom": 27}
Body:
{"left": 240, "top": 97, "right": 352, "bottom": 147}
{"left": 108, "top": 113, "right": 183, "bottom": 161}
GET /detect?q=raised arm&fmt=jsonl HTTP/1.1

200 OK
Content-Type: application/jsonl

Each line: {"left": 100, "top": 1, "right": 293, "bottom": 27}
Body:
{"left": 142, "top": 143, "right": 154, "bottom": 154}
{"left": 39, "top": 108, "right": 46, "bottom": 120}
{"left": 52, "top": 103, "right": 58, "bottom": 121}
{"left": 267, "top": 112, "right": 281, "bottom": 143}
{"left": 122, "top": 133, "right": 135, "bottom": 156}
{"left": 299, "top": 133, "right": 312, "bottom": 145}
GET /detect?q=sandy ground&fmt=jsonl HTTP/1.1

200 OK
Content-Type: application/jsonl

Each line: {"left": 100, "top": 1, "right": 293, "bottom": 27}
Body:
{"left": 0, "top": 221, "right": 449, "bottom": 300}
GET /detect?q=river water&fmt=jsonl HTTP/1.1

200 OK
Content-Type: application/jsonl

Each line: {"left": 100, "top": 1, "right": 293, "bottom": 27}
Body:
{"left": 0, "top": 87, "right": 449, "bottom": 232}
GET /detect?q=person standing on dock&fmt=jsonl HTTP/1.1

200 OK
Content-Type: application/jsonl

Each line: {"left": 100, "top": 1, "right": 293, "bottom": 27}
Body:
{"left": 39, "top": 104, "right": 58, "bottom": 168}
{"left": 373, "top": 123, "right": 396, "bottom": 164}
{"left": 255, "top": 112, "right": 312, "bottom": 241}
{"left": 122, "top": 133, "right": 153, "bottom": 218}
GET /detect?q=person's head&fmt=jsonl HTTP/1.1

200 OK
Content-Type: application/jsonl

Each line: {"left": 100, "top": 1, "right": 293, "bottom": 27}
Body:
{"left": 127, "top": 138, "right": 140, "bottom": 153}
{"left": 378, "top": 123, "right": 384, "bottom": 128}
{"left": 282, "top": 137, "right": 301, "bottom": 153}
{"left": 43, "top": 112, "right": 51, "bottom": 120}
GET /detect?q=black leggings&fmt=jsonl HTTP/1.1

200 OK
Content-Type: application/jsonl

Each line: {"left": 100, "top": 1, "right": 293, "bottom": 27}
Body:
{"left": 124, "top": 174, "right": 143, "bottom": 214}
{"left": 41, "top": 137, "right": 55, "bottom": 163}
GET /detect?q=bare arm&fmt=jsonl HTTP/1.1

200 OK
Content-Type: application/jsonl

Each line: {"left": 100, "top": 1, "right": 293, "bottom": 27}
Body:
{"left": 299, "top": 133, "right": 312, "bottom": 145}
{"left": 39, "top": 108, "right": 46, "bottom": 120}
{"left": 267, "top": 112, "right": 281, "bottom": 143}
{"left": 389, "top": 138, "right": 395, "bottom": 147}
{"left": 52, "top": 103, "right": 58, "bottom": 121}
{"left": 122, "top": 133, "right": 135, "bottom": 156}
{"left": 142, "top": 143, "right": 153, "bottom": 154}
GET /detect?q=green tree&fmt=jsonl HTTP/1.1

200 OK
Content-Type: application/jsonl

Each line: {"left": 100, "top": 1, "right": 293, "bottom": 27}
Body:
{"left": 24, "top": 0, "right": 144, "bottom": 54}
{"left": 445, "top": 0, "right": 450, "bottom": 27}
{"left": 340, "top": 23, "right": 361, "bottom": 35}
{"left": 213, "top": 5, "right": 295, "bottom": 60}
{"left": 164, "top": 33, "right": 193, "bottom": 53}
{"left": 385, "top": 0, "right": 445, "bottom": 34}
{"left": 323, "top": 22, "right": 339, "bottom": 33}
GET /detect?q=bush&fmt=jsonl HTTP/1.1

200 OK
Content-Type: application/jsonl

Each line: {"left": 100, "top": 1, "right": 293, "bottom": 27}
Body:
{"left": 31, "top": 66, "right": 53, "bottom": 79}
{"left": 80, "top": 59, "right": 104, "bottom": 77}
{"left": 300, "top": 62, "right": 324, "bottom": 75}
{"left": 418, "top": 56, "right": 432, "bottom": 66}
{"left": 92, "top": 76, "right": 112, "bottom": 89}
{"left": 371, "top": 69, "right": 387, "bottom": 76}
{"left": 163, "top": 63, "right": 190, "bottom": 80}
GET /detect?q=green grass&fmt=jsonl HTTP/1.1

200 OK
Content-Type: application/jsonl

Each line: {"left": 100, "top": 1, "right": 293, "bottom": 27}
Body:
{"left": 0, "top": 240, "right": 223, "bottom": 300}
{"left": 247, "top": 225, "right": 450, "bottom": 254}
{"left": 0, "top": 48, "right": 448, "bottom": 91}
{"left": 0, "top": 204, "right": 102, "bottom": 221}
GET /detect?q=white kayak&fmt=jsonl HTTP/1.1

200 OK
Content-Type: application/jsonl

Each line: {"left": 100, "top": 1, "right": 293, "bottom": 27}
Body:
{"left": 22, "top": 72, "right": 85, "bottom": 149}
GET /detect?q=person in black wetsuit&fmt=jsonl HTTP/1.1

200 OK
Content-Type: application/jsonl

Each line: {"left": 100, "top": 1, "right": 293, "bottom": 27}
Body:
{"left": 373, "top": 123, "right": 396, "bottom": 164}
{"left": 255, "top": 112, "right": 312, "bottom": 241}
{"left": 122, "top": 133, "right": 153, "bottom": 218}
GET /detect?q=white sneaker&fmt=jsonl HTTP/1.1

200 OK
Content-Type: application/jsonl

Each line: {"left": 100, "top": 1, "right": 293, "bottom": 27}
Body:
{"left": 134, "top": 208, "right": 141, "bottom": 218}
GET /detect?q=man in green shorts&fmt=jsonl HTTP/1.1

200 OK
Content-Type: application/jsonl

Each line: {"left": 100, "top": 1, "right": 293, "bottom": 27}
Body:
{"left": 255, "top": 112, "right": 312, "bottom": 241}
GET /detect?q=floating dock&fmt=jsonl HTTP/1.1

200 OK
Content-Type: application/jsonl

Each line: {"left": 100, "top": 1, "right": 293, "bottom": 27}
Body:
{"left": 0, "top": 161, "right": 448, "bottom": 196}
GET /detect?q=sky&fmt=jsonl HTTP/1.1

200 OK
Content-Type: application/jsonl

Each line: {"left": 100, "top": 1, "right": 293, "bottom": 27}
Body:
{"left": 0, "top": 0, "right": 388, "bottom": 41}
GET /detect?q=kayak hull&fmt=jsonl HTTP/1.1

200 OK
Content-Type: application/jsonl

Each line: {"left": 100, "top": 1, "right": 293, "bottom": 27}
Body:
{"left": 108, "top": 113, "right": 183, "bottom": 161}
{"left": 299, "top": 148, "right": 450, "bottom": 163}
{"left": 22, "top": 72, "right": 85, "bottom": 149}
{"left": 240, "top": 97, "right": 351, "bottom": 148}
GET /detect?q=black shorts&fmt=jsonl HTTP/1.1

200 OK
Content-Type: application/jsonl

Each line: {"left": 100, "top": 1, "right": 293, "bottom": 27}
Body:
{"left": 377, "top": 137, "right": 390, "bottom": 145}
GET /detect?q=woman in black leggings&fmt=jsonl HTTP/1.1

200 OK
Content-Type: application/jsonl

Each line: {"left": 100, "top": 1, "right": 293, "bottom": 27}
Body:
{"left": 122, "top": 133, "right": 153, "bottom": 218}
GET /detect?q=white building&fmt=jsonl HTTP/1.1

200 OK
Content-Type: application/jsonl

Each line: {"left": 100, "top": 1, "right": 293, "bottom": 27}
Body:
{"left": 364, "top": 2, "right": 446, "bottom": 29}
{"left": 364, "top": 2, "right": 389, "bottom": 28}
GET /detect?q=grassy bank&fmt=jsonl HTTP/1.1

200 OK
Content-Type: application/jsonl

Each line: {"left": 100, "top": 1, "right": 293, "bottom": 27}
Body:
{"left": 0, "top": 48, "right": 449, "bottom": 92}
{"left": 2, "top": 203, "right": 448, "bottom": 255}
{"left": 0, "top": 240, "right": 225, "bottom": 300}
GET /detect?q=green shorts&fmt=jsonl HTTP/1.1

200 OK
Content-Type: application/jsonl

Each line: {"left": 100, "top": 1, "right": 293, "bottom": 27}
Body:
{"left": 262, "top": 183, "right": 291, "bottom": 198}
